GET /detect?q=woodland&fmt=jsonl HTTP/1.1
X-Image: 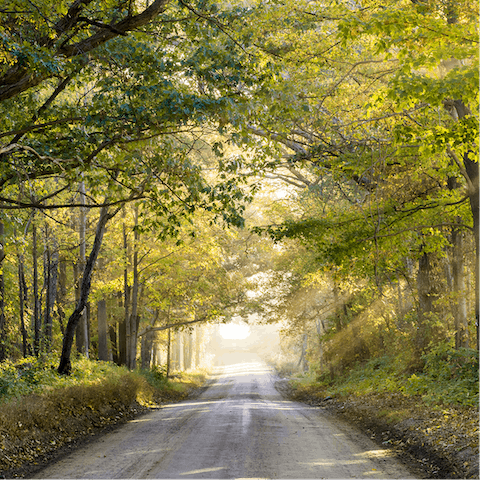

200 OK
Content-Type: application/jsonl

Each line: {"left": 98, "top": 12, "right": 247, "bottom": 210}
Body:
{"left": 0, "top": 0, "right": 478, "bottom": 400}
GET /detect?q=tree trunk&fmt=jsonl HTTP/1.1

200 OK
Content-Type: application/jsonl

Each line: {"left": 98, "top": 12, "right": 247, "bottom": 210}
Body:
{"left": 178, "top": 331, "right": 184, "bottom": 371}
{"left": 123, "top": 212, "right": 131, "bottom": 367}
{"left": 195, "top": 325, "right": 202, "bottom": 368}
{"left": 141, "top": 329, "right": 154, "bottom": 370}
{"left": 443, "top": 100, "right": 479, "bottom": 349}
{"left": 452, "top": 226, "right": 469, "bottom": 348}
{"left": 97, "top": 299, "right": 109, "bottom": 361}
{"left": 109, "top": 323, "right": 118, "bottom": 364}
{"left": 166, "top": 328, "right": 171, "bottom": 377}
{"left": 32, "top": 215, "right": 41, "bottom": 356}
{"left": 18, "top": 252, "right": 29, "bottom": 357}
{"left": 74, "top": 261, "right": 84, "bottom": 352}
{"left": 416, "top": 249, "right": 437, "bottom": 355}
{"left": 14, "top": 221, "right": 31, "bottom": 357}
{"left": 58, "top": 206, "right": 113, "bottom": 375}
{"left": 297, "top": 333, "right": 308, "bottom": 372}
{"left": 140, "top": 308, "right": 159, "bottom": 369}
{"left": 332, "top": 275, "right": 342, "bottom": 331}
{"left": 43, "top": 233, "right": 58, "bottom": 352}
{"left": 76, "top": 181, "right": 89, "bottom": 358}
{"left": 443, "top": 0, "right": 479, "bottom": 351}
{"left": 463, "top": 138, "right": 479, "bottom": 350}
{"left": 0, "top": 220, "right": 6, "bottom": 361}
{"left": 118, "top": 291, "right": 127, "bottom": 365}
{"left": 57, "top": 256, "right": 67, "bottom": 335}
{"left": 128, "top": 205, "right": 140, "bottom": 369}
{"left": 184, "top": 331, "right": 192, "bottom": 370}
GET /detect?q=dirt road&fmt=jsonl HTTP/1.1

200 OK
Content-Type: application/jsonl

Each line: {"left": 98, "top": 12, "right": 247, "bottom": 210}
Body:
{"left": 34, "top": 360, "right": 416, "bottom": 478}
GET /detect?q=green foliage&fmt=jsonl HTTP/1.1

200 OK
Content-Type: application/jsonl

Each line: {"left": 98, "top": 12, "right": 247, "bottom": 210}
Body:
{"left": 139, "top": 364, "right": 169, "bottom": 391}
{"left": 0, "top": 355, "right": 131, "bottom": 403}
{"left": 333, "top": 356, "right": 403, "bottom": 396}
{"left": 402, "top": 343, "right": 479, "bottom": 407}
{"left": 0, "top": 0, "right": 264, "bottom": 231}
{"left": 292, "top": 344, "right": 479, "bottom": 408}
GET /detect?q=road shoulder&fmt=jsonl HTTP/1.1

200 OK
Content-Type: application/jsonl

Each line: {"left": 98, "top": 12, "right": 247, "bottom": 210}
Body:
{"left": 0, "top": 379, "right": 209, "bottom": 479}
{"left": 275, "top": 378, "right": 479, "bottom": 479}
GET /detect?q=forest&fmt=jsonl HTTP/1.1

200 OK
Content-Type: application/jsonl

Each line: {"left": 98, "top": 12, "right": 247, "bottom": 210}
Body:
{"left": 0, "top": 0, "right": 478, "bottom": 400}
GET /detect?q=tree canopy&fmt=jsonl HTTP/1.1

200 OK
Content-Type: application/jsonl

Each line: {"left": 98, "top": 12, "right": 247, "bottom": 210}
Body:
{"left": 0, "top": 0, "right": 478, "bottom": 373}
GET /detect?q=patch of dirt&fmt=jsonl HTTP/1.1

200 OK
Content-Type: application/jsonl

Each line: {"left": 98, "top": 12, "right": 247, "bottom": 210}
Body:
{"left": 275, "top": 379, "right": 479, "bottom": 479}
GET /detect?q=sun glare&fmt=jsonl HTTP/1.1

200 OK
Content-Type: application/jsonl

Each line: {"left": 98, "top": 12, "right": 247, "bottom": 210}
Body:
{"left": 219, "top": 322, "right": 250, "bottom": 340}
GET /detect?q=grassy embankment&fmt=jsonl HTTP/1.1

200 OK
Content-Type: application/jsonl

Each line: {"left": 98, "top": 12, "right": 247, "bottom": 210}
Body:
{"left": 287, "top": 343, "right": 478, "bottom": 408}
{"left": 276, "top": 343, "right": 479, "bottom": 478}
{"left": 0, "top": 356, "right": 207, "bottom": 476}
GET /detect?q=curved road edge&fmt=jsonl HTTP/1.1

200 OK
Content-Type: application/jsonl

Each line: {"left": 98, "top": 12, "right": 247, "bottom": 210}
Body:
{"left": 274, "top": 377, "right": 479, "bottom": 479}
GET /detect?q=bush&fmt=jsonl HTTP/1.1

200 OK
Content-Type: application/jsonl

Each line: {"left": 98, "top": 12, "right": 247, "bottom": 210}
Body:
{"left": 291, "top": 342, "right": 479, "bottom": 408}
{"left": 402, "top": 343, "right": 479, "bottom": 407}
{"left": 0, "top": 356, "right": 207, "bottom": 475}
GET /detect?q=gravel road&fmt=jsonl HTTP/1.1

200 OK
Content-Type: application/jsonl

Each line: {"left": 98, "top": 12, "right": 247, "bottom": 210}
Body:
{"left": 34, "top": 360, "right": 416, "bottom": 479}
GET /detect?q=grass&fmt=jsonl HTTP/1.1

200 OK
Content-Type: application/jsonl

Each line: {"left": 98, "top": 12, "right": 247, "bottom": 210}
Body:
{"left": 0, "top": 355, "right": 208, "bottom": 476}
{"left": 290, "top": 343, "right": 479, "bottom": 408}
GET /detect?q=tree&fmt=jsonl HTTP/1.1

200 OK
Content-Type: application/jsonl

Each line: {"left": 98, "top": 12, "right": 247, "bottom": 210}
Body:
{"left": 57, "top": 202, "right": 115, "bottom": 374}
{"left": 1, "top": 0, "right": 268, "bottom": 371}
{"left": 355, "top": 0, "right": 478, "bottom": 346}
{"left": 0, "top": 220, "right": 5, "bottom": 360}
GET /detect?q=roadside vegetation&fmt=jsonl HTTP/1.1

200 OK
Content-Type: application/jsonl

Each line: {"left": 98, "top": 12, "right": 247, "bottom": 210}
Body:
{"left": 272, "top": 342, "right": 479, "bottom": 479}
{"left": 290, "top": 342, "right": 478, "bottom": 408}
{"left": 0, "top": 1, "right": 477, "bottom": 477}
{"left": 0, "top": 356, "right": 206, "bottom": 477}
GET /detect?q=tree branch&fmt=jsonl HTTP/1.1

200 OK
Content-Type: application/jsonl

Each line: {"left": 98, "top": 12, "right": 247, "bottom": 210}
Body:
{"left": 0, "top": 0, "right": 171, "bottom": 102}
{"left": 137, "top": 314, "right": 213, "bottom": 337}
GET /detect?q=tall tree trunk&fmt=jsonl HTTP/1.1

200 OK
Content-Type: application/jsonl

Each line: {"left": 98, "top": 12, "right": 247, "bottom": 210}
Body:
{"left": 14, "top": 221, "right": 31, "bottom": 357}
{"left": 332, "top": 274, "right": 343, "bottom": 331}
{"left": 297, "top": 333, "right": 308, "bottom": 372}
{"left": 128, "top": 205, "right": 140, "bottom": 369}
{"left": 18, "top": 252, "right": 29, "bottom": 357}
{"left": 452, "top": 226, "right": 469, "bottom": 348}
{"left": 97, "top": 299, "right": 109, "bottom": 361}
{"left": 166, "top": 327, "right": 171, "bottom": 377}
{"left": 140, "top": 308, "right": 159, "bottom": 369}
{"left": 141, "top": 330, "right": 153, "bottom": 370}
{"left": 118, "top": 290, "right": 126, "bottom": 365}
{"left": 57, "top": 256, "right": 67, "bottom": 335}
{"left": 463, "top": 140, "right": 479, "bottom": 350}
{"left": 58, "top": 206, "right": 113, "bottom": 375}
{"left": 0, "top": 220, "right": 6, "bottom": 361}
{"left": 416, "top": 249, "right": 436, "bottom": 355}
{"left": 177, "top": 331, "right": 184, "bottom": 371}
{"left": 76, "top": 181, "right": 89, "bottom": 358}
{"left": 43, "top": 232, "right": 58, "bottom": 352}
{"left": 443, "top": 100, "right": 479, "bottom": 349}
{"left": 73, "top": 261, "right": 83, "bottom": 352}
{"left": 123, "top": 211, "right": 131, "bottom": 367}
{"left": 185, "top": 330, "right": 193, "bottom": 370}
{"left": 440, "top": 2, "right": 478, "bottom": 348}
{"left": 109, "top": 323, "right": 118, "bottom": 364}
{"left": 195, "top": 325, "right": 202, "bottom": 368}
{"left": 32, "top": 214, "right": 41, "bottom": 356}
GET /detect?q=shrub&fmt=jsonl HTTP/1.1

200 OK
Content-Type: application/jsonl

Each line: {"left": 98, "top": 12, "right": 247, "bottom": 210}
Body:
{"left": 0, "top": 356, "right": 206, "bottom": 475}
{"left": 409, "top": 343, "right": 479, "bottom": 407}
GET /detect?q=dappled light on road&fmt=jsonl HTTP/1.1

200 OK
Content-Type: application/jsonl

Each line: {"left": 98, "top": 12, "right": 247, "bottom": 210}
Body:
{"left": 34, "top": 361, "right": 416, "bottom": 479}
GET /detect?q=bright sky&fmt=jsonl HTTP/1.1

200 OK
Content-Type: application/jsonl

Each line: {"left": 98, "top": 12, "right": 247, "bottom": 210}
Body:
{"left": 219, "top": 322, "right": 250, "bottom": 340}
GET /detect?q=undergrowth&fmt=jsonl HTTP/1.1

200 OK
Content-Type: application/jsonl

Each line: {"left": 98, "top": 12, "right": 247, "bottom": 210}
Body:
{"left": 0, "top": 355, "right": 207, "bottom": 475}
{"left": 291, "top": 342, "right": 479, "bottom": 408}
